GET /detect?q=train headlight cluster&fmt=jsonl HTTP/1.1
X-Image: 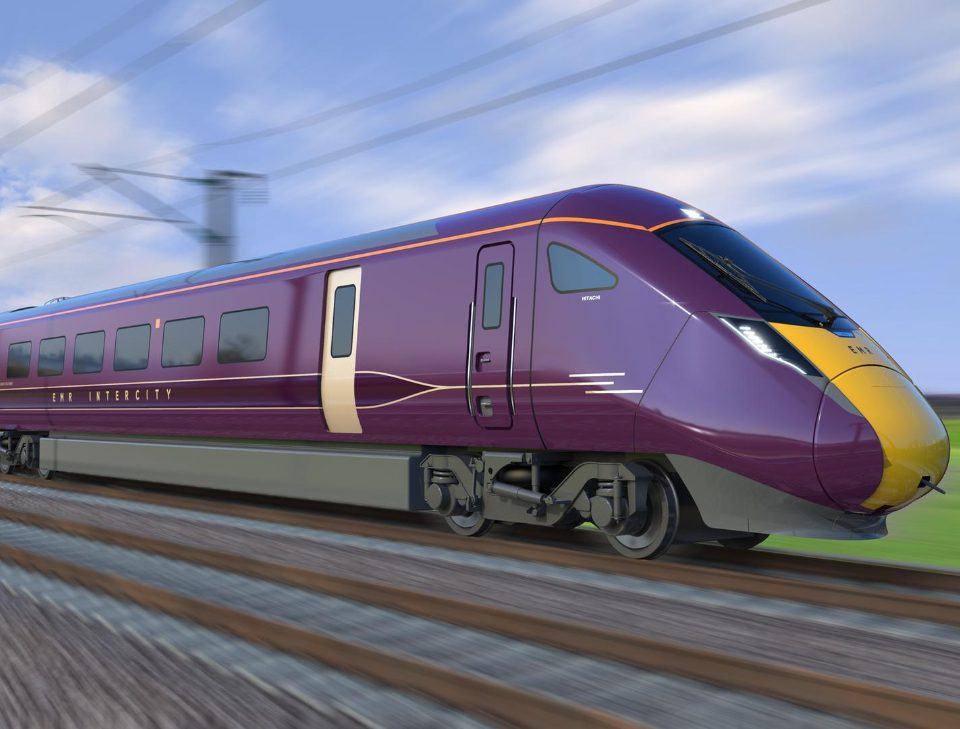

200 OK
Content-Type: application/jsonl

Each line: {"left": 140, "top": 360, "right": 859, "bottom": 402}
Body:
{"left": 719, "top": 316, "right": 820, "bottom": 377}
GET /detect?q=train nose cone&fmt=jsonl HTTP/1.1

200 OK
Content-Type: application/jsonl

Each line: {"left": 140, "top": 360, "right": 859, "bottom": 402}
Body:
{"left": 814, "top": 384, "right": 884, "bottom": 511}
{"left": 817, "top": 366, "right": 949, "bottom": 512}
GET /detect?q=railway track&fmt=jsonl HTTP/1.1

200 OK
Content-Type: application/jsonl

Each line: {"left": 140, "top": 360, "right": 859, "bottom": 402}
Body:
{"left": 0, "top": 539, "right": 626, "bottom": 729}
{"left": 0, "top": 474, "right": 959, "bottom": 727}
{"left": 0, "top": 503, "right": 957, "bottom": 728}
{"left": 4, "top": 472, "right": 957, "bottom": 620}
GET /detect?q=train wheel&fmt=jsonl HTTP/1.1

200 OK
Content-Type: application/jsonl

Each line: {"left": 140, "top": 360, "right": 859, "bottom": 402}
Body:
{"left": 0, "top": 434, "right": 12, "bottom": 475}
{"left": 718, "top": 533, "right": 768, "bottom": 550}
{"left": 36, "top": 467, "right": 54, "bottom": 480}
{"left": 444, "top": 511, "right": 494, "bottom": 537}
{"left": 605, "top": 464, "right": 680, "bottom": 559}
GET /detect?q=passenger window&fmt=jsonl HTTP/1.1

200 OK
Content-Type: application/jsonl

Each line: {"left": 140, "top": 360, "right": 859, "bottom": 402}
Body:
{"left": 548, "top": 242, "right": 618, "bottom": 293}
{"left": 6, "top": 341, "right": 32, "bottom": 379}
{"left": 38, "top": 337, "right": 66, "bottom": 376}
{"left": 73, "top": 331, "right": 105, "bottom": 374}
{"left": 162, "top": 317, "right": 204, "bottom": 367}
{"left": 219, "top": 307, "right": 269, "bottom": 364}
{"left": 482, "top": 263, "right": 504, "bottom": 329}
{"left": 114, "top": 324, "right": 151, "bottom": 371}
{"left": 331, "top": 285, "right": 356, "bottom": 358}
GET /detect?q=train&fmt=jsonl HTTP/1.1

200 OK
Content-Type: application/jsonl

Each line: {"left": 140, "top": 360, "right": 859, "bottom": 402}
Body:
{"left": 0, "top": 184, "right": 950, "bottom": 558}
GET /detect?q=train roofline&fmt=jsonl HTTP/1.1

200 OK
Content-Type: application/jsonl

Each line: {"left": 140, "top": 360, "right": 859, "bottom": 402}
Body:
{"left": 0, "top": 183, "right": 695, "bottom": 328}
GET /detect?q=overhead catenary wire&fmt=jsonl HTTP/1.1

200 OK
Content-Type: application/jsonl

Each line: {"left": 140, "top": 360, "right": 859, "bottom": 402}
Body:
{"left": 141, "top": 0, "right": 649, "bottom": 156}
{"left": 0, "top": 0, "right": 830, "bottom": 270}
{"left": 0, "top": 0, "right": 265, "bottom": 157}
{"left": 268, "top": 0, "right": 831, "bottom": 179}
{"left": 31, "top": 0, "right": 646, "bottom": 210}
{"left": 0, "top": 0, "right": 170, "bottom": 102}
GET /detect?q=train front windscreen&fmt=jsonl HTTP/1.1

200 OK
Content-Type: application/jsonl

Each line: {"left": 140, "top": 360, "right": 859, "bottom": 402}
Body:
{"left": 656, "top": 222, "right": 857, "bottom": 332}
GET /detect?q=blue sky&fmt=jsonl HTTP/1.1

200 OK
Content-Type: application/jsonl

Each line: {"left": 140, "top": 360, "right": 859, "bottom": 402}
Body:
{"left": 0, "top": 0, "right": 958, "bottom": 391}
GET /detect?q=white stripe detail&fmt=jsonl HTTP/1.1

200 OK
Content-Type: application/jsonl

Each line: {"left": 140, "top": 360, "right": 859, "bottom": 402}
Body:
{"left": 585, "top": 389, "right": 645, "bottom": 395}
{"left": 0, "top": 372, "right": 321, "bottom": 393}
{"left": 568, "top": 372, "right": 625, "bottom": 378}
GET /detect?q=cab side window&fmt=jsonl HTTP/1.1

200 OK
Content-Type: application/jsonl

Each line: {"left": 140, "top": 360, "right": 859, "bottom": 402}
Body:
{"left": 548, "top": 242, "right": 618, "bottom": 293}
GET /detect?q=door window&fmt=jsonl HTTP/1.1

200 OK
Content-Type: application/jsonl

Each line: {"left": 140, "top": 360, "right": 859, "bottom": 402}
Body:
{"left": 331, "top": 285, "right": 356, "bottom": 358}
{"left": 482, "top": 263, "right": 504, "bottom": 329}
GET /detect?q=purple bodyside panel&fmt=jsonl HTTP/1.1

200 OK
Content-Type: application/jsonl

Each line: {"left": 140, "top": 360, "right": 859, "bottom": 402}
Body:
{"left": 527, "top": 188, "right": 755, "bottom": 452}
{"left": 355, "top": 225, "right": 544, "bottom": 448}
{"left": 636, "top": 313, "right": 835, "bottom": 508}
{"left": 1, "top": 274, "right": 327, "bottom": 441}
{"left": 813, "top": 393, "right": 884, "bottom": 511}
{"left": 0, "top": 184, "right": 890, "bottom": 517}
{"left": 530, "top": 223, "right": 688, "bottom": 451}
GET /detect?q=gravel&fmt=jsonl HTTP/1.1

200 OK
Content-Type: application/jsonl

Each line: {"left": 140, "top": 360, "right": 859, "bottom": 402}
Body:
{"left": 0, "top": 586, "right": 357, "bottom": 729}
{"left": 1, "top": 482, "right": 957, "bottom": 702}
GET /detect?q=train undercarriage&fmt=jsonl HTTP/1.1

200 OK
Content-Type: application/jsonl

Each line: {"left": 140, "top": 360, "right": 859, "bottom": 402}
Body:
{"left": 422, "top": 451, "right": 766, "bottom": 558}
{"left": 0, "top": 431, "right": 53, "bottom": 480}
{"left": 4, "top": 429, "right": 774, "bottom": 558}
{"left": 5, "top": 432, "right": 887, "bottom": 558}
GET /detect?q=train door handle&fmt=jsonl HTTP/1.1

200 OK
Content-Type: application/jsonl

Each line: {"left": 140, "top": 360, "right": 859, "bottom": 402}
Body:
{"left": 478, "top": 396, "right": 494, "bottom": 417}
{"left": 477, "top": 352, "right": 492, "bottom": 369}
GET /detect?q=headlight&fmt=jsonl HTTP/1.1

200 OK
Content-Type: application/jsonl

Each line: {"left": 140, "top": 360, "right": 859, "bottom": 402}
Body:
{"left": 718, "top": 316, "right": 821, "bottom": 376}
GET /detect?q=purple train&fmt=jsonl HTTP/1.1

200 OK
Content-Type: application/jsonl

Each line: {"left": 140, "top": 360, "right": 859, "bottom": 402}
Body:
{"left": 0, "top": 185, "right": 950, "bottom": 557}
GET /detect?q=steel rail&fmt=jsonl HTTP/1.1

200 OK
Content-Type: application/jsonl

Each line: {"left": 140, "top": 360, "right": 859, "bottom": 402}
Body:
{"left": 0, "top": 537, "right": 636, "bottom": 729}
{"left": 670, "top": 542, "right": 960, "bottom": 591}
{"left": 0, "top": 505, "right": 957, "bottom": 729}
{"left": 6, "top": 474, "right": 959, "bottom": 624}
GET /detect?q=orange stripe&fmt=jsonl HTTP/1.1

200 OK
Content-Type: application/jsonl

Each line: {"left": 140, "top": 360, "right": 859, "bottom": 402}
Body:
{"left": 0, "top": 220, "right": 541, "bottom": 328}
{"left": 541, "top": 216, "right": 651, "bottom": 232}
{"left": 0, "top": 215, "right": 690, "bottom": 329}
{"left": 648, "top": 218, "right": 695, "bottom": 232}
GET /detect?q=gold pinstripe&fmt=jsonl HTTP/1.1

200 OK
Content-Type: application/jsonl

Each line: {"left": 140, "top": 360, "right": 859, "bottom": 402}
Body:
{"left": 0, "top": 215, "right": 700, "bottom": 329}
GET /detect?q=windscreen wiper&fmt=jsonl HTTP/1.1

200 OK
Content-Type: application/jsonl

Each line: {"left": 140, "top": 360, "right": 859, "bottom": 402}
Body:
{"left": 678, "top": 237, "right": 829, "bottom": 328}
{"left": 678, "top": 237, "right": 767, "bottom": 302}
{"left": 721, "top": 260, "right": 841, "bottom": 327}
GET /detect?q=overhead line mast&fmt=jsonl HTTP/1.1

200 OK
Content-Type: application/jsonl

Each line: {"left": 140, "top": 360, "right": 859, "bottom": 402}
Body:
{"left": 21, "top": 167, "right": 267, "bottom": 268}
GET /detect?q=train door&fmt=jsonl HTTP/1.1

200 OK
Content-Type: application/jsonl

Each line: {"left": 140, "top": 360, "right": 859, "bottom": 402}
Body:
{"left": 468, "top": 243, "right": 515, "bottom": 429}
{"left": 321, "top": 267, "right": 362, "bottom": 433}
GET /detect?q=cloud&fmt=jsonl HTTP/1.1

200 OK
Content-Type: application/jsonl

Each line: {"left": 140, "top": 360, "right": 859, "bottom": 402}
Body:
{"left": 0, "top": 60, "right": 189, "bottom": 172}
{"left": 0, "top": 61, "right": 197, "bottom": 313}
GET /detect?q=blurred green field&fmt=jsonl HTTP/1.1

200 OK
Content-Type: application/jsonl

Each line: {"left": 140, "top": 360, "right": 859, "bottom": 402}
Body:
{"left": 764, "top": 419, "right": 959, "bottom": 569}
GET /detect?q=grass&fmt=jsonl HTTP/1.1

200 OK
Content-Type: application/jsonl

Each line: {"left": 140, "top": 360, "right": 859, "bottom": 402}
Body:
{"left": 764, "top": 419, "right": 960, "bottom": 570}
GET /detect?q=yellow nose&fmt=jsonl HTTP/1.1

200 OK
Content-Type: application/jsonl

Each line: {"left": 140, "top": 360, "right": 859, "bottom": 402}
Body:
{"left": 831, "top": 366, "right": 950, "bottom": 510}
